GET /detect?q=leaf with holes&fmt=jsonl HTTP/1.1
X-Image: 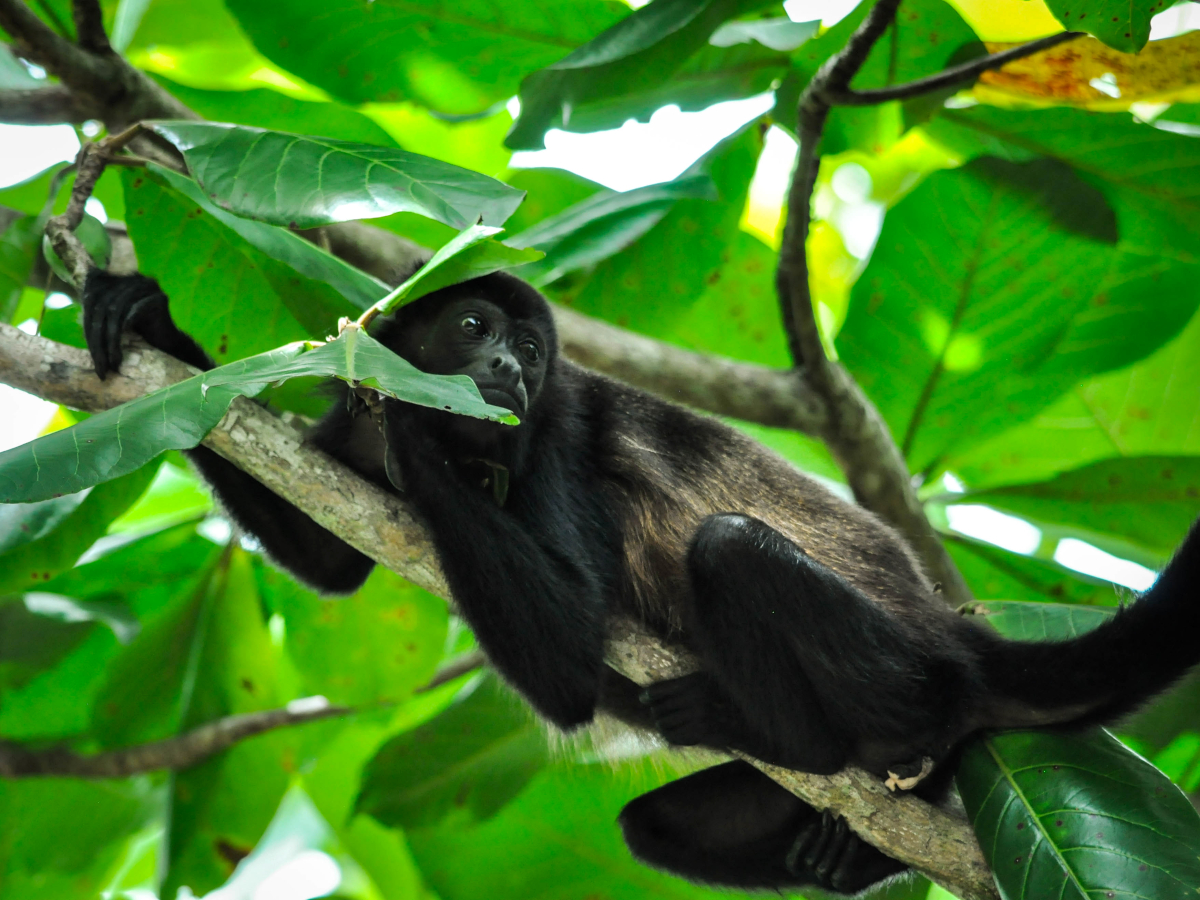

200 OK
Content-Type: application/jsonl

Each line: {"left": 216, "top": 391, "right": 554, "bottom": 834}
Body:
{"left": 149, "top": 121, "right": 526, "bottom": 230}
{"left": 1044, "top": 0, "right": 1162, "bottom": 53}
{"left": 0, "top": 332, "right": 513, "bottom": 503}
{"left": 957, "top": 729, "right": 1200, "bottom": 899}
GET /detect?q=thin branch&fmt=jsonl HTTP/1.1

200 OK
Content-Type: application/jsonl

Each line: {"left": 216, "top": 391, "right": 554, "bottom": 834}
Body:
{"left": 0, "top": 697, "right": 350, "bottom": 778}
{"left": 0, "top": 85, "right": 92, "bottom": 123}
{"left": 416, "top": 650, "right": 488, "bottom": 693}
{"left": 0, "top": 324, "right": 997, "bottom": 898}
{"left": 774, "top": 0, "right": 974, "bottom": 604}
{"left": 824, "top": 31, "right": 1084, "bottom": 105}
{"left": 70, "top": 0, "right": 109, "bottom": 54}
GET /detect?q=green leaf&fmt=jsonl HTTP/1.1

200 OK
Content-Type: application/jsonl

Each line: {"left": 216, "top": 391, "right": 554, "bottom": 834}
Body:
{"left": 149, "top": 120, "right": 526, "bottom": 230}
{"left": 962, "top": 456, "right": 1200, "bottom": 564}
{"left": 947, "top": 537, "right": 1119, "bottom": 607}
{"left": 966, "top": 599, "right": 1115, "bottom": 640}
{"left": 0, "top": 462, "right": 159, "bottom": 593}
{"left": 509, "top": 174, "right": 715, "bottom": 285}
{"left": 357, "top": 675, "right": 548, "bottom": 829}
{"left": 508, "top": 0, "right": 775, "bottom": 150}
{"left": 124, "top": 168, "right": 347, "bottom": 361}
{"left": 261, "top": 564, "right": 447, "bottom": 706}
{"left": 224, "top": 0, "right": 626, "bottom": 112}
{"left": 0, "top": 216, "right": 39, "bottom": 323}
{"left": 925, "top": 107, "right": 1200, "bottom": 264}
{"left": 142, "top": 163, "right": 386, "bottom": 313}
{"left": 0, "top": 329, "right": 512, "bottom": 503}
{"left": 151, "top": 75, "right": 402, "bottom": 147}
{"left": 161, "top": 548, "right": 293, "bottom": 899}
{"left": 773, "top": 0, "right": 983, "bottom": 155}
{"left": 41, "top": 213, "right": 110, "bottom": 287}
{"left": 371, "top": 222, "right": 543, "bottom": 316}
{"left": 1044, "top": 0, "right": 1156, "bottom": 52}
{"left": 957, "top": 728, "right": 1200, "bottom": 899}
{"left": 839, "top": 157, "right": 1120, "bottom": 472}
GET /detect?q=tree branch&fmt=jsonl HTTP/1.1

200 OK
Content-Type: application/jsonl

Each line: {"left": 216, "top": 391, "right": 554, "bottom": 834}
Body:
{"left": 0, "top": 323, "right": 997, "bottom": 900}
{"left": 70, "top": 0, "right": 109, "bottom": 54}
{"left": 823, "top": 31, "right": 1084, "bottom": 105}
{"left": 775, "top": 0, "right": 973, "bottom": 604}
{"left": 0, "top": 85, "right": 92, "bottom": 123}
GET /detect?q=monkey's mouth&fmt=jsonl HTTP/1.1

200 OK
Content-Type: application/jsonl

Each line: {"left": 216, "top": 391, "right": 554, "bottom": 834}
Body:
{"left": 477, "top": 385, "right": 526, "bottom": 416}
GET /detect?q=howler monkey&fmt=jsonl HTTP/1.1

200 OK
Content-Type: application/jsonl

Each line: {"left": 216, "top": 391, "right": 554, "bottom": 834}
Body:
{"left": 83, "top": 268, "right": 1200, "bottom": 896}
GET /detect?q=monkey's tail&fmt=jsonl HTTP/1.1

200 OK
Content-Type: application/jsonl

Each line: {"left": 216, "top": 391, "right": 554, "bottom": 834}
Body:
{"left": 980, "top": 518, "right": 1200, "bottom": 729}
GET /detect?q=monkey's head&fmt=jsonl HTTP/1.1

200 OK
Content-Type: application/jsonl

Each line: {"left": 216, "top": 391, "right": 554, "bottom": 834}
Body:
{"left": 372, "top": 272, "right": 558, "bottom": 446}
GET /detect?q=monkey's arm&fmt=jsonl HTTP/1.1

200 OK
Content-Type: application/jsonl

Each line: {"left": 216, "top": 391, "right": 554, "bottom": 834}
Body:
{"left": 82, "top": 272, "right": 375, "bottom": 593}
{"left": 386, "top": 413, "right": 606, "bottom": 729}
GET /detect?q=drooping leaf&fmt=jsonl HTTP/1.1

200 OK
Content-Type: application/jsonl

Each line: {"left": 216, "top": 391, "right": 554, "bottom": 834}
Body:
{"left": 0, "top": 330, "right": 513, "bottom": 503}
{"left": 958, "top": 728, "right": 1200, "bottom": 899}
{"left": 139, "top": 164, "right": 387, "bottom": 313}
{"left": 0, "top": 461, "right": 159, "bottom": 593}
{"left": 508, "top": 173, "right": 715, "bottom": 285}
{"left": 149, "top": 121, "right": 526, "bottom": 229}
{"left": 839, "top": 157, "right": 1120, "bottom": 472}
{"left": 508, "top": 0, "right": 775, "bottom": 150}
{"left": 961, "top": 456, "right": 1200, "bottom": 564}
{"left": 1043, "top": 0, "right": 1159, "bottom": 52}
{"left": 224, "top": 0, "right": 627, "bottom": 112}
{"left": 357, "top": 675, "right": 548, "bottom": 829}
{"left": 370, "top": 222, "right": 543, "bottom": 317}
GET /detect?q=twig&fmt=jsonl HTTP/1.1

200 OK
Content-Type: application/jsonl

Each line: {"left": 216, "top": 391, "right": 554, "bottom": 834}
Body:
{"left": 0, "top": 696, "right": 350, "bottom": 778}
{"left": 416, "top": 649, "right": 488, "bottom": 693}
{"left": 70, "top": 0, "right": 109, "bottom": 54}
{"left": 824, "top": 31, "right": 1084, "bottom": 105}
{"left": 774, "top": 0, "right": 974, "bottom": 604}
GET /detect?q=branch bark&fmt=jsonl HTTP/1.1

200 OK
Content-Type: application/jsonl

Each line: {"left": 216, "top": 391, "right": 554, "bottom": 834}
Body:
{"left": 0, "top": 323, "right": 998, "bottom": 900}
{"left": 0, "top": 85, "right": 93, "bottom": 123}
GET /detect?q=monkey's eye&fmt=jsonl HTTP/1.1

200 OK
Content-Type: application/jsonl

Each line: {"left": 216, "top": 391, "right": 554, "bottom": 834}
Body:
{"left": 461, "top": 315, "right": 488, "bottom": 337}
{"left": 518, "top": 340, "right": 541, "bottom": 363}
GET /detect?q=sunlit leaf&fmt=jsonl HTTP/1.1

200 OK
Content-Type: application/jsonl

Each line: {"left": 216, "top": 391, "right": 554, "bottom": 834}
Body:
{"left": 1044, "top": 0, "right": 1160, "bottom": 52}
{"left": 948, "top": 537, "right": 1119, "bottom": 607}
{"left": 966, "top": 598, "right": 1115, "bottom": 638}
{"left": 149, "top": 121, "right": 526, "bottom": 229}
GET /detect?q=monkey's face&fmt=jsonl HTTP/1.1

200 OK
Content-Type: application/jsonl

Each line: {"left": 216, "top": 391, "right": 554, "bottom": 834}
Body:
{"left": 401, "top": 296, "right": 549, "bottom": 419}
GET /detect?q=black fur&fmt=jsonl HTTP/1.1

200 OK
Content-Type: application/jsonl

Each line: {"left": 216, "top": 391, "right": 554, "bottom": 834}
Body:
{"left": 81, "top": 268, "right": 1200, "bottom": 896}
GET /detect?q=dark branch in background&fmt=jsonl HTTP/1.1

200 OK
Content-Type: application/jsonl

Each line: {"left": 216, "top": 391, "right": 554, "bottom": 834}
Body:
{"left": 0, "top": 84, "right": 92, "bottom": 123}
{"left": 0, "top": 650, "right": 488, "bottom": 778}
{"left": 824, "top": 30, "right": 1084, "bottom": 105}
{"left": 69, "top": 0, "right": 109, "bottom": 54}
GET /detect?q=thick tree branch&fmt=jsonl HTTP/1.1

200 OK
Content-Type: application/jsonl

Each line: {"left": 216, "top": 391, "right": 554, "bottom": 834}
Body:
{"left": 0, "top": 324, "right": 997, "bottom": 900}
{"left": 0, "top": 85, "right": 92, "bottom": 123}
{"left": 69, "top": 0, "right": 109, "bottom": 54}
{"left": 776, "top": 0, "right": 973, "bottom": 604}
{"left": 823, "top": 31, "right": 1084, "bottom": 105}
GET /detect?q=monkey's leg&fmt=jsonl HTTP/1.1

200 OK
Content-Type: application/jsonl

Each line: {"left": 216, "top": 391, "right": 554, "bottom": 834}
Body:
{"left": 619, "top": 761, "right": 907, "bottom": 894}
{"left": 676, "top": 513, "right": 943, "bottom": 775}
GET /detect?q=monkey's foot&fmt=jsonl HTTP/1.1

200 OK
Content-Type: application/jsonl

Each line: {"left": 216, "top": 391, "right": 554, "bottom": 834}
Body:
{"left": 884, "top": 756, "right": 934, "bottom": 792}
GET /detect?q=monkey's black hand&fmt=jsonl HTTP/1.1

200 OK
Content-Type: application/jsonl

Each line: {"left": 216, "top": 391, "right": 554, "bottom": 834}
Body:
{"left": 82, "top": 271, "right": 213, "bottom": 378}
{"left": 786, "top": 811, "right": 906, "bottom": 893}
{"left": 640, "top": 672, "right": 733, "bottom": 748}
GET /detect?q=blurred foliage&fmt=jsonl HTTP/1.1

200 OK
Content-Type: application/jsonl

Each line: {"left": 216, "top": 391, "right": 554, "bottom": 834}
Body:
{"left": 3, "top": 0, "right": 1200, "bottom": 898}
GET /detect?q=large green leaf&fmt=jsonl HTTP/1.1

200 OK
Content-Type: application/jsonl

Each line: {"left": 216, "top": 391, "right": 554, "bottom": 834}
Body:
{"left": 507, "top": 0, "right": 776, "bottom": 149}
{"left": 225, "top": 0, "right": 626, "bottom": 112}
{"left": 0, "top": 462, "right": 158, "bottom": 593}
{"left": 924, "top": 107, "right": 1200, "bottom": 264}
{"left": 0, "top": 330, "right": 513, "bottom": 504}
{"left": 508, "top": 174, "right": 715, "bottom": 285}
{"left": 137, "top": 164, "right": 386, "bottom": 314}
{"left": 149, "top": 120, "right": 526, "bottom": 229}
{"left": 161, "top": 548, "right": 293, "bottom": 899}
{"left": 839, "top": 157, "right": 1120, "bottom": 473}
{"left": 958, "top": 729, "right": 1200, "bottom": 899}
{"left": 948, "top": 538, "right": 1119, "bottom": 607}
{"left": 962, "top": 456, "right": 1200, "bottom": 564}
{"left": 773, "top": 0, "right": 982, "bottom": 155}
{"left": 0, "top": 216, "right": 39, "bottom": 323}
{"left": 261, "top": 564, "right": 447, "bottom": 706}
{"left": 357, "top": 675, "right": 548, "bottom": 829}
{"left": 1044, "top": 0, "right": 1157, "bottom": 52}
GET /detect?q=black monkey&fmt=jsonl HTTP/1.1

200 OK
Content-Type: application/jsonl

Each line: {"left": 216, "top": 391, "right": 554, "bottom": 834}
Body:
{"left": 82, "top": 268, "right": 1200, "bottom": 896}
